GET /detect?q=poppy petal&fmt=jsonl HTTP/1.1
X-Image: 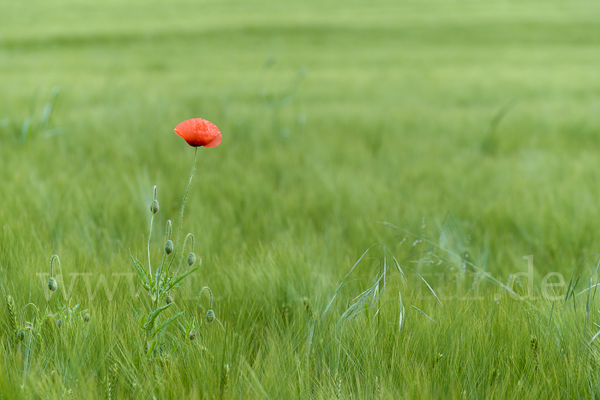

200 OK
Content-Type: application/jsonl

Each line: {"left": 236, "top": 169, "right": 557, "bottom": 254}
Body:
{"left": 174, "top": 118, "right": 222, "bottom": 148}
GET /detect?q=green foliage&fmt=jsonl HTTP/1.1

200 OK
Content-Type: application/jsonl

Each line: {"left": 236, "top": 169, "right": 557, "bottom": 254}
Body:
{"left": 0, "top": 86, "right": 62, "bottom": 144}
{"left": 128, "top": 158, "right": 214, "bottom": 361}
{"left": 2, "top": 0, "right": 600, "bottom": 398}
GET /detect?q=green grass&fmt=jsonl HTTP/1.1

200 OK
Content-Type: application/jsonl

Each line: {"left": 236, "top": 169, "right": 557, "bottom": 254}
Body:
{"left": 2, "top": 0, "right": 600, "bottom": 398}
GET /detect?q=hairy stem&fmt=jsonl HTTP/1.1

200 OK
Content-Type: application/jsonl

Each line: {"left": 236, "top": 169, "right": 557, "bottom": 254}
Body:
{"left": 169, "top": 147, "right": 198, "bottom": 275}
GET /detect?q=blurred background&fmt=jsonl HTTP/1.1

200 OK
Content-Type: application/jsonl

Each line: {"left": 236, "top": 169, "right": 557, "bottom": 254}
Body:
{"left": 1, "top": 0, "right": 600, "bottom": 290}
{"left": 4, "top": 3, "right": 600, "bottom": 396}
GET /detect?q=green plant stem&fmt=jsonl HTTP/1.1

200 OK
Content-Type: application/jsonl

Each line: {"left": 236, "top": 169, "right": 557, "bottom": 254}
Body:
{"left": 148, "top": 215, "right": 155, "bottom": 279}
{"left": 175, "top": 233, "right": 194, "bottom": 276}
{"left": 147, "top": 186, "right": 157, "bottom": 278}
{"left": 168, "top": 147, "right": 198, "bottom": 276}
{"left": 50, "top": 255, "right": 69, "bottom": 303}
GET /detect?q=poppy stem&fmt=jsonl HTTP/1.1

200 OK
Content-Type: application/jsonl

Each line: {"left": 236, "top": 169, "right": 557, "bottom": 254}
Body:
{"left": 50, "top": 255, "right": 68, "bottom": 303}
{"left": 199, "top": 286, "right": 213, "bottom": 309}
{"left": 175, "top": 233, "right": 195, "bottom": 276}
{"left": 147, "top": 186, "right": 157, "bottom": 279}
{"left": 172, "top": 147, "right": 198, "bottom": 275}
{"left": 49, "top": 254, "right": 59, "bottom": 277}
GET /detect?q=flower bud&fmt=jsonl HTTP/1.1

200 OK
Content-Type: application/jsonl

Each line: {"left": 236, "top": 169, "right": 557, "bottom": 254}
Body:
{"left": 16, "top": 329, "right": 25, "bottom": 341}
{"left": 165, "top": 240, "right": 174, "bottom": 255}
{"left": 150, "top": 200, "right": 159, "bottom": 214}
{"left": 189, "top": 331, "right": 197, "bottom": 341}
{"left": 83, "top": 313, "right": 90, "bottom": 323}
{"left": 187, "top": 252, "right": 196, "bottom": 267}
{"left": 48, "top": 277, "right": 58, "bottom": 292}
{"left": 57, "top": 319, "right": 63, "bottom": 328}
{"left": 165, "top": 295, "right": 173, "bottom": 305}
{"left": 206, "top": 310, "right": 215, "bottom": 323}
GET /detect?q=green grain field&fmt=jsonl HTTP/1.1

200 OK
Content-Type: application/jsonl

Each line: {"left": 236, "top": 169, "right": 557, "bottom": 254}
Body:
{"left": 2, "top": 0, "right": 600, "bottom": 398}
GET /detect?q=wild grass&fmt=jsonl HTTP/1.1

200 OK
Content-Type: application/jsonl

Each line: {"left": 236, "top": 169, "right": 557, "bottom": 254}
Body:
{"left": 2, "top": 0, "right": 600, "bottom": 398}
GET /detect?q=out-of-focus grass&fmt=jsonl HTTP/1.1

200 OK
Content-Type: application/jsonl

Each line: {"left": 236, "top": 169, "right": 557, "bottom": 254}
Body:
{"left": 2, "top": 0, "right": 600, "bottom": 398}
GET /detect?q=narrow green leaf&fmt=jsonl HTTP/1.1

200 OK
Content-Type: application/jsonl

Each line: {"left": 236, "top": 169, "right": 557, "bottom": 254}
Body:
{"left": 150, "top": 311, "right": 184, "bottom": 339}
{"left": 146, "top": 338, "right": 158, "bottom": 357}
{"left": 146, "top": 303, "right": 172, "bottom": 331}
{"left": 167, "top": 265, "right": 199, "bottom": 290}
{"left": 129, "top": 251, "right": 150, "bottom": 290}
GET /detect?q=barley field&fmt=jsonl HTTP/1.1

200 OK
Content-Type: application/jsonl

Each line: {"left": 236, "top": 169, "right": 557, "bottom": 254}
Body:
{"left": 2, "top": 0, "right": 600, "bottom": 398}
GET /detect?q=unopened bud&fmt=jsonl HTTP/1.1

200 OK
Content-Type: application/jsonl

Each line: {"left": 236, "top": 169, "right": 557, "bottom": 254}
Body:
{"left": 83, "top": 313, "right": 90, "bottom": 323}
{"left": 165, "top": 240, "right": 174, "bottom": 255}
{"left": 165, "top": 295, "right": 173, "bottom": 305}
{"left": 150, "top": 200, "right": 159, "bottom": 214}
{"left": 48, "top": 277, "right": 58, "bottom": 292}
{"left": 189, "top": 332, "right": 197, "bottom": 341}
{"left": 16, "top": 329, "right": 25, "bottom": 341}
{"left": 187, "top": 252, "right": 196, "bottom": 267}
{"left": 206, "top": 310, "right": 215, "bottom": 323}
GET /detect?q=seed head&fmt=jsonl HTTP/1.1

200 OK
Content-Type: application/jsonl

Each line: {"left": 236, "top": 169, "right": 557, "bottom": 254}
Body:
{"left": 165, "top": 295, "right": 173, "bottom": 305}
{"left": 221, "top": 363, "right": 230, "bottom": 396}
{"left": 48, "top": 277, "right": 58, "bottom": 292}
{"left": 150, "top": 200, "right": 159, "bottom": 214}
{"left": 83, "top": 313, "right": 90, "bottom": 323}
{"left": 206, "top": 309, "right": 215, "bottom": 323}
{"left": 16, "top": 329, "right": 25, "bottom": 341}
{"left": 6, "top": 296, "right": 17, "bottom": 333}
{"left": 187, "top": 252, "right": 196, "bottom": 267}
{"left": 57, "top": 319, "right": 63, "bottom": 328}
{"left": 165, "top": 240, "right": 174, "bottom": 255}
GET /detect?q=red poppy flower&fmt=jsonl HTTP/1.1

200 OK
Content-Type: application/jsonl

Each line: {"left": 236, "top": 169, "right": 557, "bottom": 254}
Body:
{"left": 174, "top": 118, "right": 222, "bottom": 147}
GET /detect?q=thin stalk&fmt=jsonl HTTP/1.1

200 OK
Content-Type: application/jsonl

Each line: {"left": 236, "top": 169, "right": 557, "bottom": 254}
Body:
{"left": 155, "top": 220, "right": 173, "bottom": 287}
{"left": 148, "top": 185, "right": 157, "bottom": 278}
{"left": 168, "top": 147, "right": 198, "bottom": 275}
{"left": 155, "top": 221, "right": 173, "bottom": 303}
{"left": 50, "top": 255, "right": 68, "bottom": 303}
{"left": 175, "top": 233, "right": 195, "bottom": 276}
{"left": 199, "top": 286, "right": 214, "bottom": 309}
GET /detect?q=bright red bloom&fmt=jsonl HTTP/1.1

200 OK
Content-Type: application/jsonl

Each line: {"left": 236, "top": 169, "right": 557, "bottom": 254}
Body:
{"left": 174, "top": 118, "right": 222, "bottom": 147}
